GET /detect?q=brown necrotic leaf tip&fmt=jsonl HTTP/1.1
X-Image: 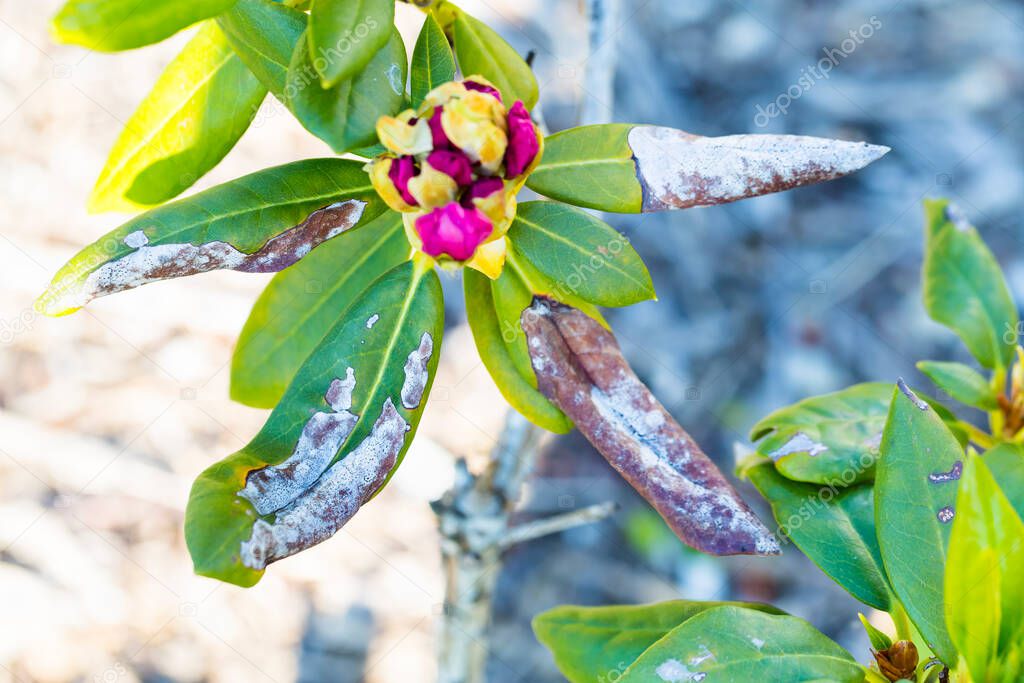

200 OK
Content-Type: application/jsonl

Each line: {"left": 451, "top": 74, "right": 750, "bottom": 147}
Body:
{"left": 521, "top": 297, "right": 780, "bottom": 556}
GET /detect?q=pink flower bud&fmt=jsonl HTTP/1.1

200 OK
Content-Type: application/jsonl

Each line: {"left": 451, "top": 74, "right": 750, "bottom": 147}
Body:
{"left": 427, "top": 150, "right": 473, "bottom": 187}
{"left": 505, "top": 101, "right": 540, "bottom": 178}
{"left": 388, "top": 155, "right": 418, "bottom": 206}
{"left": 462, "top": 177, "right": 504, "bottom": 206}
{"left": 464, "top": 79, "right": 503, "bottom": 102}
{"left": 415, "top": 203, "right": 494, "bottom": 261}
{"left": 429, "top": 108, "right": 452, "bottom": 150}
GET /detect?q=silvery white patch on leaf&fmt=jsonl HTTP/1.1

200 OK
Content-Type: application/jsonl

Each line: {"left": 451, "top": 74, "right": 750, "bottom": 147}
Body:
{"left": 628, "top": 126, "right": 889, "bottom": 212}
{"left": 401, "top": 332, "right": 434, "bottom": 409}
{"left": 240, "top": 398, "right": 410, "bottom": 570}
{"left": 240, "top": 368, "right": 359, "bottom": 516}
{"left": 37, "top": 200, "right": 366, "bottom": 315}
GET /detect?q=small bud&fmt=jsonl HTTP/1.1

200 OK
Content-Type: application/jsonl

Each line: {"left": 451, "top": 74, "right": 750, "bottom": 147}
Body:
{"left": 376, "top": 112, "right": 432, "bottom": 156}
{"left": 441, "top": 91, "right": 509, "bottom": 175}
{"left": 426, "top": 150, "right": 473, "bottom": 187}
{"left": 505, "top": 101, "right": 541, "bottom": 178}
{"left": 415, "top": 203, "right": 494, "bottom": 261}
{"left": 389, "top": 156, "right": 418, "bottom": 205}
{"left": 873, "top": 640, "right": 918, "bottom": 681}
{"left": 407, "top": 158, "right": 459, "bottom": 208}
{"left": 463, "top": 77, "right": 503, "bottom": 102}
{"left": 428, "top": 108, "right": 452, "bottom": 150}
{"left": 368, "top": 157, "right": 416, "bottom": 212}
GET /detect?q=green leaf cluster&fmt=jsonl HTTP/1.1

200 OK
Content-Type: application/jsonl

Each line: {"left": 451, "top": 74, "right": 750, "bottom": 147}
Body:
{"left": 733, "top": 200, "right": 1024, "bottom": 680}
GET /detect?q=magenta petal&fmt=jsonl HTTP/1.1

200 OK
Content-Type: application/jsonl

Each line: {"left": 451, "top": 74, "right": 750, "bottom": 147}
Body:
{"left": 461, "top": 177, "right": 504, "bottom": 207}
{"left": 388, "top": 156, "right": 419, "bottom": 206}
{"left": 464, "top": 80, "right": 503, "bottom": 102}
{"left": 427, "top": 150, "right": 473, "bottom": 186}
{"left": 505, "top": 101, "right": 540, "bottom": 178}
{"left": 415, "top": 203, "right": 494, "bottom": 261}
{"left": 428, "top": 108, "right": 452, "bottom": 149}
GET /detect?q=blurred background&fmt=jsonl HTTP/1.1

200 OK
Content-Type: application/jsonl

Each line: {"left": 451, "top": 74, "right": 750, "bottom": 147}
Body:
{"left": 2, "top": 0, "right": 1023, "bottom": 680}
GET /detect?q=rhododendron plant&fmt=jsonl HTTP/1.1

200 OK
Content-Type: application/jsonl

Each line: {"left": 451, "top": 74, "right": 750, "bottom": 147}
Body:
{"left": 40, "top": 0, "right": 889, "bottom": 581}
{"left": 33, "top": 0, "right": 953, "bottom": 679}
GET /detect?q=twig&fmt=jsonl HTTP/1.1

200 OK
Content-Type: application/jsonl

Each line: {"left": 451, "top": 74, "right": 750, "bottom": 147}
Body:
{"left": 498, "top": 502, "right": 619, "bottom": 549}
{"left": 580, "top": 0, "right": 620, "bottom": 126}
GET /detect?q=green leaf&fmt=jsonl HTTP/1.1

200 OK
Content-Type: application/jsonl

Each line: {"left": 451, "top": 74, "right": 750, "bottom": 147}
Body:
{"left": 462, "top": 237, "right": 616, "bottom": 434}
{"left": 452, "top": 11, "right": 537, "bottom": 109}
{"left": 618, "top": 606, "right": 862, "bottom": 683}
{"left": 37, "top": 159, "right": 384, "bottom": 317}
{"left": 88, "top": 23, "right": 265, "bottom": 213}
{"left": 464, "top": 269, "right": 572, "bottom": 433}
{"left": 527, "top": 124, "right": 644, "bottom": 213}
{"left": 187, "top": 260, "right": 443, "bottom": 586}
{"left": 52, "top": 0, "right": 239, "bottom": 51}
{"left": 741, "top": 458, "right": 891, "bottom": 610}
{"left": 218, "top": 0, "right": 307, "bottom": 99}
{"left": 858, "top": 613, "right": 893, "bottom": 652}
{"left": 922, "top": 199, "right": 1018, "bottom": 370}
{"left": 308, "top": 0, "right": 394, "bottom": 87}
{"left": 945, "top": 457, "right": 1024, "bottom": 682}
{"left": 750, "top": 382, "right": 964, "bottom": 486}
{"left": 231, "top": 211, "right": 410, "bottom": 409}
{"left": 508, "top": 201, "right": 655, "bottom": 308}
{"left": 750, "top": 382, "right": 892, "bottom": 486}
{"left": 533, "top": 601, "right": 785, "bottom": 683}
{"left": 875, "top": 380, "right": 963, "bottom": 666}
{"left": 285, "top": 27, "right": 407, "bottom": 153}
{"left": 410, "top": 12, "right": 456, "bottom": 107}
{"left": 984, "top": 443, "right": 1024, "bottom": 519}
{"left": 917, "top": 360, "right": 998, "bottom": 410}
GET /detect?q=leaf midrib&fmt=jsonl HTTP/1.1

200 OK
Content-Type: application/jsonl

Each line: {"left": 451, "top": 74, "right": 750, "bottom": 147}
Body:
{"left": 514, "top": 210, "right": 651, "bottom": 295}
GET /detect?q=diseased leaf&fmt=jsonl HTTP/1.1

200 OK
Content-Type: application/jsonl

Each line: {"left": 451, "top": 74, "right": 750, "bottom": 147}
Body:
{"left": 527, "top": 124, "right": 889, "bottom": 214}
{"left": 37, "top": 159, "right": 384, "bottom": 316}
{"left": 187, "top": 261, "right": 443, "bottom": 586}
{"left": 922, "top": 199, "right": 1018, "bottom": 370}
{"left": 741, "top": 458, "right": 891, "bottom": 610}
{"left": 411, "top": 12, "right": 456, "bottom": 107}
{"left": 464, "top": 270, "right": 572, "bottom": 434}
{"left": 750, "top": 383, "right": 891, "bottom": 486}
{"left": 533, "top": 601, "right": 785, "bottom": 683}
{"left": 308, "top": 0, "right": 394, "bottom": 87}
{"left": 875, "top": 380, "right": 963, "bottom": 666}
{"left": 508, "top": 202, "right": 655, "bottom": 308}
{"left": 286, "top": 27, "right": 407, "bottom": 153}
{"left": 945, "top": 457, "right": 1024, "bottom": 682}
{"left": 88, "top": 23, "right": 266, "bottom": 213}
{"left": 51, "top": 0, "right": 239, "bottom": 51}
{"left": 452, "top": 11, "right": 537, "bottom": 109}
{"left": 231, "top": 211, "right": 409, "bottom": 409}
{"left": 218, "top": 0, "right": 307, "bottom": 99}
{"left": 619, "top": 606, "right": 862, "bottom": 683}
{"left": 521, "top": 297, "right": 779, "bottom": 556}
{"left": 750, "top": 382, "right": 964, "bottom": 486}
{"left": 984, "top": 443, "right": 1024, "bottom": 519}
{"left": 917, "top": 360, "right": 998, "bottom": 410}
